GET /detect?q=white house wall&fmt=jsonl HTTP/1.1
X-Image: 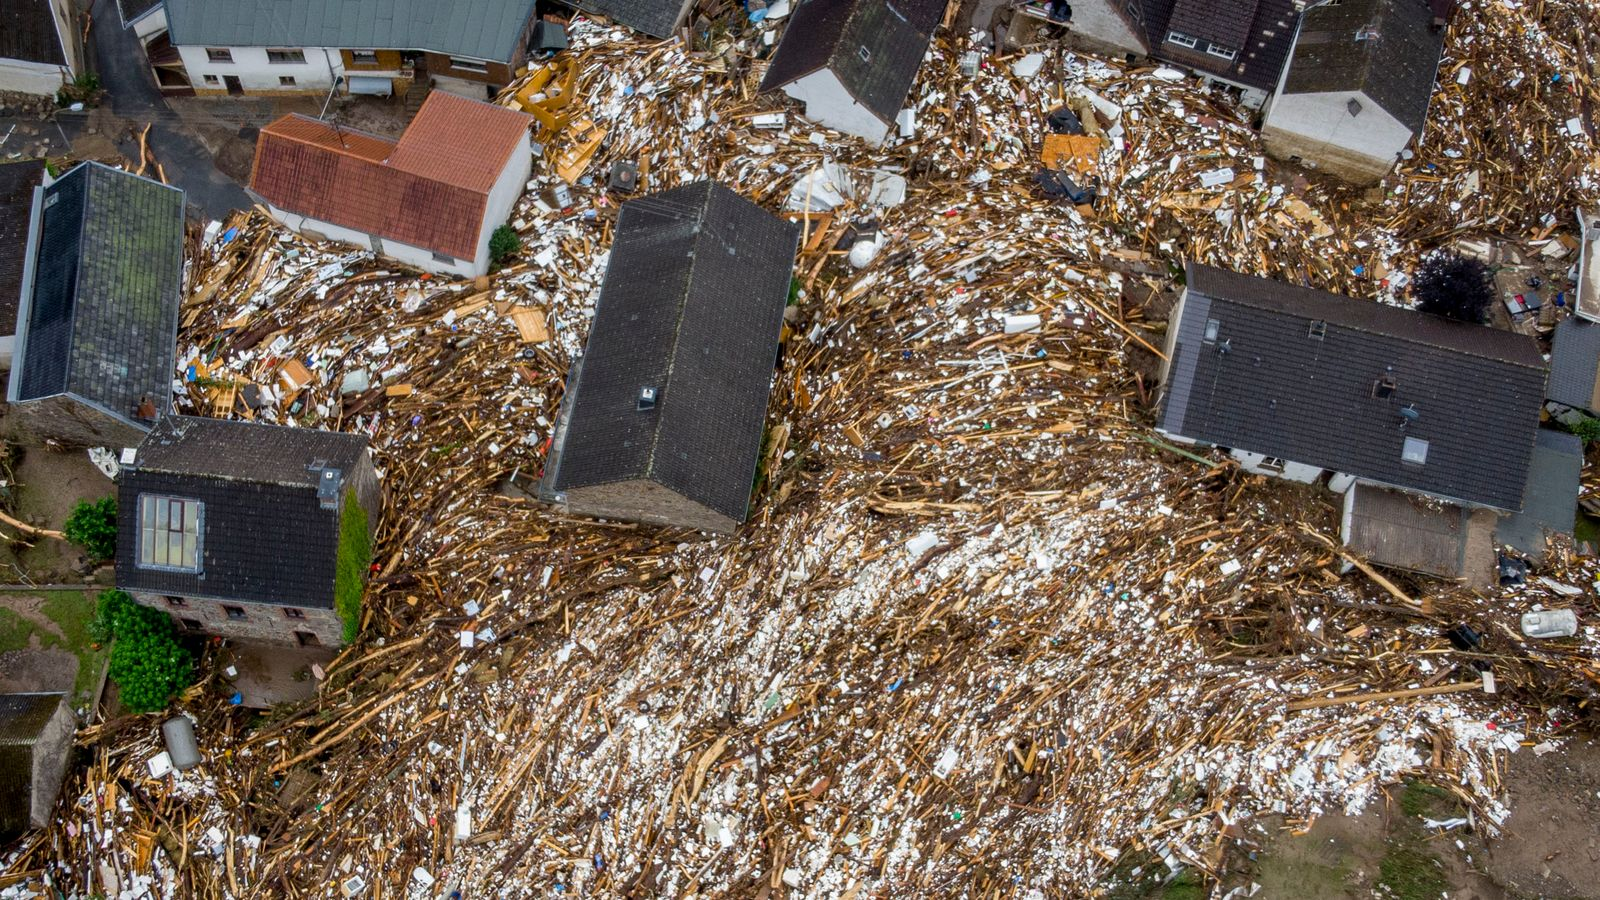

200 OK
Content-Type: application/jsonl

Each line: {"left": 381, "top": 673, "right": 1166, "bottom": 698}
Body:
{"left": 0, "top": 59, "right": 69, "bottom": 95}
{"left": 783, "top": 69, "right": 891, "bottom": 144}
{"left": 1229, "top": 449, "right": 1323, "bottom": 484}
{"left": 265, "top": 203, "right": 479, "bottom": 279}
{"left": 178, "top": 45, "right": 343, "bottom": 92}
{"left": 1262, "top": 91, "right": 1412, "bottom": 181}
{"left": 131, "top": 7, "right": 168, "bottom": 41}
{"left": 470, "top": 137, "right": 534, "bottom": 274}
{"left": 1064, "top": 1, "right": 1146, "bottom": 56}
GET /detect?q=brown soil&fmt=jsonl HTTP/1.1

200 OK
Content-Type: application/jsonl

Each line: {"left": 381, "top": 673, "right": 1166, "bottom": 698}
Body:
{"left": 1478, "top": 741, "right": 1600, "bottom": 897}
{"left": 0, "top": 646, "right": 78, "bottom": 694}
{"left": 2, "top": 440, "right": 114, "bottom": 582}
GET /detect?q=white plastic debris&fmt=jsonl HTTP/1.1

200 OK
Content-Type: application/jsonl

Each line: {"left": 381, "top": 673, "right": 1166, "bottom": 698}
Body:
{"left": 1011, "top": 54, "right": 1045, "bottom": 78}
{"left": 848, "top": 238, "right": 883, "bottom": 269}
{"left": 88, "top": 446, "right": 120, "bottom": 479}
{"left": 1152, "top": 67, "right": 1186, "bottom": 82}
{"left": 1003, "top": 314, "right": 1042, "bottom": 334}
{"left": 411, "top": 867, "right": 435, "bottom": 887}
{"left": 1520, "top": 609, "right": 1577, "bottom": 638}
{"left": 933, "top": 747, "right": 960, "bottom": 778}
{"left": 906, "top": 531, "right": 940, "bottom": 556}
{"left": 1218, "top": 559, "right": 1243, "bottom": 576}
{"left": 1199, "top": 167, "right": 1236, "bottom": 189}
{"left": 147, "top": 751, "right": 173, "bottom": 779}
{"left": 455, "top": 801, "right": 472, "bottom": 839}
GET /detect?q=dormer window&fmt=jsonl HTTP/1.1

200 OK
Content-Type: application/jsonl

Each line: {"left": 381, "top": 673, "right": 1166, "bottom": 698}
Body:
{"left": 1167, "top": 31, "right": 1199, "bottom": 49}
{"left": 1205, "top": 43, "right": 1238, "bottom": 60}
{"left": 138, "top": 495, "right": 203, "bottom": 572}
{"left": 858, "top": 46, "right": 871, "bottom": 63}
{"left": 1372, "top": 375, "right": 1397, "bottom": 399}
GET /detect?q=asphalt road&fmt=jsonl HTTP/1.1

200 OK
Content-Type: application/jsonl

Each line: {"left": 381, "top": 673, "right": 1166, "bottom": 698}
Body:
{"left": 87, "top": 0, "right": 252, "bottom": 220}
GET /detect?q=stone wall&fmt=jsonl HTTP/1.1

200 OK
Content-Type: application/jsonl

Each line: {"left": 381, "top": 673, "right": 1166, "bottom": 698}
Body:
{"left": 132, "top": 591, "right": 343, "bottom": 648}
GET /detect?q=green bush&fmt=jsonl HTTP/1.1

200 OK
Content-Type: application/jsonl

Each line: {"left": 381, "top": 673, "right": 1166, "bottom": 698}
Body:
{"left": 64, "top": 497, "right": 118, "bottom": 561}
{"left": 1567, "top": 416, "right": 1600, "bottom": 444}
{"left": 489, "top": 225, "right": 521, "bottom": 266}
{"left": 334, "top": 491, "right": 371, "bottom": 644}
{"left": 95, "top": 590, "right": 192, "bottom": 713}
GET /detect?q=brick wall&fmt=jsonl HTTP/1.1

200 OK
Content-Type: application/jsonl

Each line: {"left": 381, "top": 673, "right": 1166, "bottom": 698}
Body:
{"left": 422, "top": 52, "right": 513, "bottom": 86}
{"left": 132, "top": 591, "right": 344, "bottom": 648}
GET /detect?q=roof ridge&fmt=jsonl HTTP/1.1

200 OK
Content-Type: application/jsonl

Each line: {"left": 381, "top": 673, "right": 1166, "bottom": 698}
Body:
{"left": 642, "top": 181, "right": 716, "bottom": 481}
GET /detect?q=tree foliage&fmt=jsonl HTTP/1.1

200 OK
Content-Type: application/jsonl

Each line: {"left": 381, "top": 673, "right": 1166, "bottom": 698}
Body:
{"left": 64, "top": 496, "right": 118, "bottom": 561}
{"left": 1412, "top": 252, "right": 1494, "bottom": 324}
{"left": 1567, "top": 416, "right": 1600, "bottom": 444}
{"left": 335, "top": 491, "right": 371, "bottom": 644}
{"left": 95, "top": 590, "right": 192, "bottom": 713}
{"left": 489, "top": 225, "right": 522, "bottom": 267}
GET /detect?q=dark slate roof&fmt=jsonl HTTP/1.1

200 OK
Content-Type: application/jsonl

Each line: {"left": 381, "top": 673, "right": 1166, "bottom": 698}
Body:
{"left": 0, "top": 0, "right": 67, "bottom": 67}
{"left": 1547, "top": 317, "right": 1600, "bottom": 413}
{"left": 115, "top": 417, "right": 371, "bottom": 609}
{"left": 0, "top": 160, "right": 45, "bottom": 340}
{"left": 164, "top": 0, "right": 537, "bottom": 63}
{"left": 118, "top": 0, "right": 163, "bottom": 26}
{"left": 10, "top": 163, "right": 183, "bottom": 427}
{"left": 760, "top": 0, "right": 947, "bottom": 125}
{"left": 572, "top": 0, "right": 688, "bottom": 38}
{"left": 1138, "top": 0, "right": 1300, "bottom": 92}
{"left": 1159, "top": 264, "right": 1547, "bottom": 511}
{"left": 548, "top": 181, "right": 799, "bottom": 524}
{"left": 0, "top": 692, "right": 63, "bottom": 838}
{"left": 1280, "top": 0, "right": 1445, "bottom": 134}
{"left": 1498, "top": 428, "right": 1582, "bottom": 555}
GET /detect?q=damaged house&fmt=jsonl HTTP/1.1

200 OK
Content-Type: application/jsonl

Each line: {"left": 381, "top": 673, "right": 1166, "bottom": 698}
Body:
{"left": 541, "top": 180, "right": 800, "bottom": 533}
{"left": 115, "top": 416, "right": 382, "bottom": 648}
{"left": 0, "top": 692, "right": 74, "bottom": 840}
{"left": 1157, "top": 264, "right": 1556, "bottom": 585}
{"left": 760, "top": 0, "right": 950, "bottom": 143}
{"left": 7, "top": 162, "right": 184, "bottom": 448}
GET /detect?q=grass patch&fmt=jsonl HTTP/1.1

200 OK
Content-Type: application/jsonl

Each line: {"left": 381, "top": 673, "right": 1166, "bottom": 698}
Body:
{"left": 1163, "top": 871, "right": 1204, "bottom": 899}
{"left": 0, "top": 590, "right": 109, "bottom": 708}
{"left": 335, "top": 490, "right": 371, "bottom": 644}
{"left": 1376, "top": 841, "right": 1447, "bottom": 900}
{"left": 1399, "top": 780, "right": 1455, "bottom": 818}
{"left": 1574, "top": 513, "right": 1600, "bottom": 551}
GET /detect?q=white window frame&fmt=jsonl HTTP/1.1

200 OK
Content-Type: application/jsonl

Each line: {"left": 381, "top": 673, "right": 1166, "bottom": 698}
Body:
{"left": 267, "top": 48, "right": 307, "bottom": 64}
{"left": 1205, "top": 43, "right": 1237, "bottom": 60}
{"left": 1167, "top": 31, "right": 1199, "bottom": 49}
{"left": 448, "top": 56, "right": 490, "bottom": 73}
{"left": 205, "top": 47, "right": 233, "bottom": 63}
{"left": 138, "top": 495, "right": 203, "bottom": 573}
{"left": 350, "top": 49, "right": 379, "bottom": 64}
{"left": 279, "top": 75, "right": 297, "bottom": 86}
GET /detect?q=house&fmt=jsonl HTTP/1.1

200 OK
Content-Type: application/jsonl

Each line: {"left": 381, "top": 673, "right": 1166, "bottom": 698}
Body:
{"left": 1046, "top": 0, "right": 1302, "bottom": 106}
{"left": 0, "top": 160, "right": 46, "bottom": 370}
{"left": 0, "top": 0, "right": 82, "bottom": 96}
{"left": 115, "top": 416, "right": 382, "bottom": 648}
{"left": 1547, "top": 316, "right": 1600, "bottom": 424}
{"left": 159, "top": 0, "right": 539, "bottom": 98}
{"left": 1157, "top": 264, "right": 1550, "bottom": 582}
{"left": 7, "top": 162, "right": 184, "bottom": 448}
{"left": 541, "top": 181, "right": 800, "bottom": 533}
{"left": 569, "top": 0, "right": 694, "bottom": 38}
{"left": 1261, "top": 0, "right": 1448, "bottom": 183}
{"left": 1496, "top": 429, "right": 1583, "bottom": 562}
{"left": 0, "top": 692, "right": 74, "bottom": 840}
{"left": 249, "top": 92, "right": 533, "bottom": 278}
{"left": 760, "top": 0, "right": 950, "bottom": 143}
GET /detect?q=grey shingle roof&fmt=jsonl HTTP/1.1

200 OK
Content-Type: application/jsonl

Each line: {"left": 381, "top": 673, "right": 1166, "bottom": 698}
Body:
{"left": 571, "top": 0, "right": 689, "bottom": 38}
{"left": 1498, "top": 428, "right": 1582, "bottom": 555}
{"left": 1547, "top": 317, "right": 1600, "bottom": 414}
{"left": 1159, "top": 264, "right": 1547, "bottom": 511}
{"left": 10, "top": 162, "right": 184, "bottom": 428}
{"left": 1138, "top": 0, "right": 1300, "bottom": 91}
{"left": 0, "top": 692, "right": 63, "bottom": 839}
{"left": 760, "top": 0, "right": 946, "bottom": 126}
{"left": 115, "top": 416, "right": 373, "bottom": 610}
{"left": 163, "top": 0, "right": 537, "bottom": 63}
{"left": 0, "top": 0, "right": 67, "bottom": 67}
{"left": 546, "top": 181, "right": 799, "bottom": 525}
{"left": 0, "top": 160, "right": 44, "bottom": 340}
{"left": 1280, "top": 0, "right": 1445, "bottom": 134}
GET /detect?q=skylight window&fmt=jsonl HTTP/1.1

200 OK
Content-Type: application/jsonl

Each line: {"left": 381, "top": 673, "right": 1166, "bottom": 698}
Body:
{"left": 1401, "top": 437, "right": 1429, "bottom": 465}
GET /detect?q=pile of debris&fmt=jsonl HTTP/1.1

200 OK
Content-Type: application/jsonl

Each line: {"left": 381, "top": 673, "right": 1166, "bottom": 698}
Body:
{"left": 3, "top": 1, "right": 1598, "bottom": 897}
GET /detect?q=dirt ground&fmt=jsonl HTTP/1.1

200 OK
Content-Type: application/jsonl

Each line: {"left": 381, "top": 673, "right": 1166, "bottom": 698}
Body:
{"left": 2, "top": 440, "right": 114, "bottom": 583}
{"left": 1233, "top": 739, "right": 1600, "bottom": 899}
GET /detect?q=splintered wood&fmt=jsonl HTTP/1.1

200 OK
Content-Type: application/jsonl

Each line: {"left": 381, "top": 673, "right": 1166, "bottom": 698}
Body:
{"left": 7, "top": 1, "right": 1598, "bottom": 896}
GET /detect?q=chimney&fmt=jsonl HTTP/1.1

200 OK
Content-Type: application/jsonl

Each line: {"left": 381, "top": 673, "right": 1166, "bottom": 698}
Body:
{"left": 313, "top": 464, "right": 343, "bottom": 510}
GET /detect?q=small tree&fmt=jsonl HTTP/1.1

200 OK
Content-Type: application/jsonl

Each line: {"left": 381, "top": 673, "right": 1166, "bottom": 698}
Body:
{"left": 1412, "top": 252, "right": 1494, "bottom": 324}
{"left": 334, "top": 490, "right": 371, "bottom": 644}
{"left": 95, "top": 590, "right": 193, "bottom": 713}
{"left": 1568, "top": 416, "right": 1600, "bottom": 444}
{"left": 64, "top": 496, "right": 118, "bottom": 561}
{"left": 489, "top": 225, "right": 521, "bottom": 267}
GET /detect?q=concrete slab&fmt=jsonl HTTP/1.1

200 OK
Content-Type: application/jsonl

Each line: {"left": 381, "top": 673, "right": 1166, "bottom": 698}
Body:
{"left": 219, "top": 643, "right": 336, "bottom": 709}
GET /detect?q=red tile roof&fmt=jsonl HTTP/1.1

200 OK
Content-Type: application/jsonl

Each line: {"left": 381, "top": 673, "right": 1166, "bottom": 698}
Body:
{"left": 249, "top": 94, "right": 531, "bottom": 262}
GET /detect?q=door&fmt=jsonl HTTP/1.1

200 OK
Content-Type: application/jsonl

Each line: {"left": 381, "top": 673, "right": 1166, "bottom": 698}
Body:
{"left": 224, "top": 75, "right": 243, "bottom": 95}
{"left": 294, "top": 631, "right": 320, "bottom": 647}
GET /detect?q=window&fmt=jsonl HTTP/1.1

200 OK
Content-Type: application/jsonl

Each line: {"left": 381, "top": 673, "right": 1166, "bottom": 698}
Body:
{"left": 267, "top": 49, "right": 306, "bottom": 64}
{"left": 203, "top": 74, "right": 219, "bottom": 85}
{"left": 279, "top": 76, "right": 297, "bottom": 86}
{"left": 180, "top": 618, "right": 204, "bottom": 631}
{"left": 284, "top": 607, "right": 306, "bottom": 619}
{"left": 1205, "top": 43, "right": 1237, "bottom": 60}
{"left": 1346, "top": 98, "right": 1363, "bottom": 116}
{"left": 206, "top": 48, "right": 233, "bottom": 62}
{"left": 350, "top": 49, "right": 379, "bottom": 64}
{"left": 1307, "top": 320, "right": 1326, "bottom": 340}
{"left": 1401, "top": 437, "right": 1429, "bottom": 465}
{"left": 138, "top": 495, "right": 202, "bottom": 572}
{"left": 448, "top": 56, "right": 489, "bottom": 73}
{"left": 165, "top": 596, "right": 186, "bottom": 607}
{"left": 1202, "top": 318, "right": 1221, "bottom": 343}
{"left": 1259, "top": 457, "right": 1287, "bottom": 473}
{"left": 1123, "top": 0, "right": 1141, "bottom": 21}
{"left": 431, "top": 251, "right": 455, "bottom": 264}
{"left": 223, "top": 605, "right": 247, "bottom": 621}
{"left": 1372, "top": 375, "right": 1397, "bottom": 399}
{"left": 1167, "top": 31, "right": 1199, "bottom": 49}
{"left": 858, "top": 46, "right": 872, "bottom": 63}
